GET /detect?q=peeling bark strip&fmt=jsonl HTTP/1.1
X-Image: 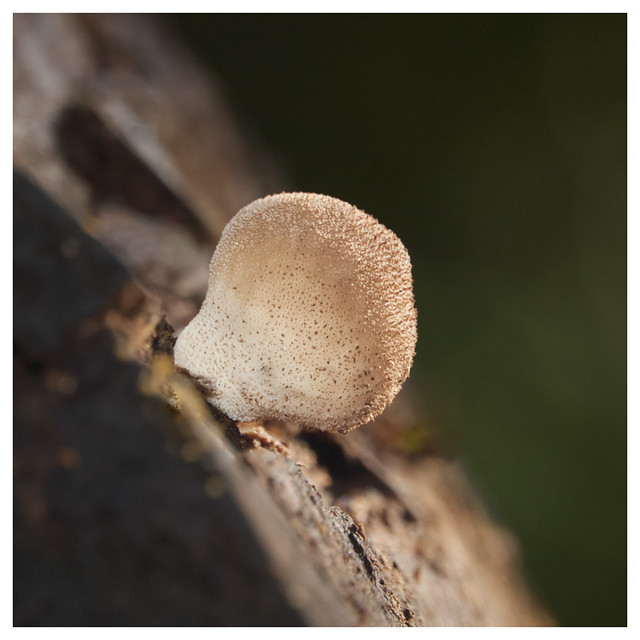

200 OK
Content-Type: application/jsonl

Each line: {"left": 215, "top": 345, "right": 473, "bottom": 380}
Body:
{"left": 56, "top": 104, "right": 210, "bottom": 243}
{"left": 14, "top": 14, "right": 553, "bottom": 626}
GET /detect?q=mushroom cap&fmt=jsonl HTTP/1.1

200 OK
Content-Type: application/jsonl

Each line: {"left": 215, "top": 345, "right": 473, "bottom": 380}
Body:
{"left": 174, "top": 192, "right": 417, "bottom": 432}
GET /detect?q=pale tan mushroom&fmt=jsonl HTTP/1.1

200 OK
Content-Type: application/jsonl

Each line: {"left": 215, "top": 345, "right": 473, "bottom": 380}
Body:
{"left": 174, "top": 192, "right": 417, "bottom": 432}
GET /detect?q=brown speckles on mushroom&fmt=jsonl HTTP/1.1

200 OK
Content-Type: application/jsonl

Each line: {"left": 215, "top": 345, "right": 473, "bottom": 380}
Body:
{"left": 174, "top": 192, "right": 417, "bottom": 432}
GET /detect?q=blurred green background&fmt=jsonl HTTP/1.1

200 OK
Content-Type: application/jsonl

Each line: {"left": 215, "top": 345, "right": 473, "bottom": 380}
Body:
{"left": 168, "top": 14, "right": 626, "bottom": 626}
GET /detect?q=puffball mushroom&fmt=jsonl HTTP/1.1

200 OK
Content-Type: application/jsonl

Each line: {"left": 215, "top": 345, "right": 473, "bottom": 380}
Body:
{"left": 174, "top": 192, "right": 417, "bottom": 432}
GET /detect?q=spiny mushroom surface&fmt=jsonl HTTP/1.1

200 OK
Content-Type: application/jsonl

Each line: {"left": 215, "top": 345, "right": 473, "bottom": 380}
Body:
{"left": 174, "top": 192, "right": 417, "bottom": 432}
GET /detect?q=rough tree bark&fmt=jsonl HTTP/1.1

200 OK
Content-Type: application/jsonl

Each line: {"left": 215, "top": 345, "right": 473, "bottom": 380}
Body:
{"left": 13, "top": 14, "right": 553, "bottom": 626}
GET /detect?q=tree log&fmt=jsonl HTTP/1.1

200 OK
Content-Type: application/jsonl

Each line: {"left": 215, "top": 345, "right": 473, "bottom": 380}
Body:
{"left": 13, "top": 13, "right": 553, "bottom": 626}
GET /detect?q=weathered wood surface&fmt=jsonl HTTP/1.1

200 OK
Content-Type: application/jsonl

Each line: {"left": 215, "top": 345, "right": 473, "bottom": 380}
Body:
{"left": 13, "top": 14, "right": 553, "bottom": 626}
